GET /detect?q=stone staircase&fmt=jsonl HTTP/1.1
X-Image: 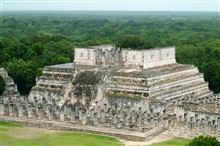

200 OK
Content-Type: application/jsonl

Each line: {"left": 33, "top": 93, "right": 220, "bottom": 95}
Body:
{"left": 105, "top": 64, "right": 212, "bottom": 103}
{"left": 28, "top": 64, "right": 74, "bottom": 102}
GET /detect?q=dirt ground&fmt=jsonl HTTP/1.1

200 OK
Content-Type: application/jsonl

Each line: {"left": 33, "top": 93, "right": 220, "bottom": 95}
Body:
{"left": 119, "top": 131, "right": 175, "bottom": 146}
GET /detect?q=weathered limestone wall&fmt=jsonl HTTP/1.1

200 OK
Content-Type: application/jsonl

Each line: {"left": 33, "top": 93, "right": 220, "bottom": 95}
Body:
{"left": 74, "top": 44, "right": 120, "bottom": 66}
{"left": 121, "top": 46, "right": 176, "bottom": 69}
{"left": 121, "top": 50, "right": 143, "bottom": 68}
{"left": 74, "top": 48, "right": 95, "bottom": 66}
{"left": 143, "top": 47, "right": 176, "bottom": 68}
{"left": 0, "top": 68, "right": 20, "bottom": 96}
{"left": 74, "top": 45, "right": 176, "bottom": 69}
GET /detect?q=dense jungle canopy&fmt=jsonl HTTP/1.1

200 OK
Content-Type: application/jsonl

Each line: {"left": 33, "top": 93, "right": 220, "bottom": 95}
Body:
{"left": 0, "top": 11, "right": 219, "bottom": 94}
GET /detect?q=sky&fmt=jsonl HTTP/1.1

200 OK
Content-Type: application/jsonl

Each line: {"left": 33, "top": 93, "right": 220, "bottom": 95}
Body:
{"left": 0, "top": 0, "right": 219, "bottom": 12}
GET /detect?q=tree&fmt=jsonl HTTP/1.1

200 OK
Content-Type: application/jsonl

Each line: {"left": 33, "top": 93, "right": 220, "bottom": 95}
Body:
{"left": 0, "top": 75, "right": 6, "bottom": 95}
{"left": 5, "top": 59, "right": 35, "bottom": 94}
{"left": 201, "top": 61, "right": 220, "bottom": 93}
{"left": 187, "top": 136, "right": 220, "bottom": 146}
{"left": 118, "top": 36, "right": 143, "bottom": 49}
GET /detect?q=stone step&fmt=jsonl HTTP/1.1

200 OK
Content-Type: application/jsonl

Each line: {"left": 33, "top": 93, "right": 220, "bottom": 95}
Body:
{"left": 36, "top": 76, "right": 70, "bottom": 84}
{"left": 149, "top": 73, "right": 203, "bottom": 89}
{"left": 44, "top": 66, "right": 74, "bottom": 73}
{"left": 32, "top": 86, "right": 64, "bottom": 93}
{"left": 110, "top": 66, "right": 198, "bottom": 86}
{"left": 195, "top": 91, "right": 214, "bottom": 100}
{"left": 156, "top": 83, "right": 210, "bottom": 101}
{"left": 153, "top": 82, "right": 208, "bottom": 99}
{"left": 106, "top": 87, "right": 149, "bottom": 95}
{"left": 36, "top": 82, "right": 67, "bottom": 90}
{"left": 106, "top": 83, "right": 149, "bottom": 91}
{"left": 149, "top": 74, "right": 205, "bottom": 96}
{"left": 42, "top": 72, "right": 72, "bottom": 79}
{"left": 164, "top": 86, "right": 211, "bottom": 102}
{"left": 111, "top": 64, "right": 194, "bottom": 79}
{"left": 146, "top": 67, "right": 199, "bottom": 85}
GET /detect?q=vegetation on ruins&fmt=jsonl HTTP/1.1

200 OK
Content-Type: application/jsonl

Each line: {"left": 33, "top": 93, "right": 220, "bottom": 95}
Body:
{"left": 0, "top": 121, "right": 123, "bottom": 146}
{"left": 187, "top": 136, "right": 220, "bottom": 146}
{"left": 1, "top": 11, "right": 220, "bottom": 94}
{"left": 0, "top": 75, "right": 6, "bottom": 95}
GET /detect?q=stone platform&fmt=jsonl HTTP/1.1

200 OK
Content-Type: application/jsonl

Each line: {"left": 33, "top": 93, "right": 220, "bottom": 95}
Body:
{"left": 1, "top": 115, "right": 167, "bottom": 141}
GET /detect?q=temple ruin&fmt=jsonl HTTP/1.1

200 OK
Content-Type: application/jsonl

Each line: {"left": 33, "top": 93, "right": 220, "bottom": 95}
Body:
{"left": 0, "top": 44, "right": 220, "bottom": 141}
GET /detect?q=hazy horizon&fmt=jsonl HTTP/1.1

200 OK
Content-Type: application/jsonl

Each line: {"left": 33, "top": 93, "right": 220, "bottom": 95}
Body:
{"left": 1, "top": 0, "right": 219, "bottom": 12}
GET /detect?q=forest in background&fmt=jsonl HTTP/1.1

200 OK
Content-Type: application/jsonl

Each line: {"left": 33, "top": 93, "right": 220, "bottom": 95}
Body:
{"left": 0, "top": 11, "right": 220, "bottom": 94}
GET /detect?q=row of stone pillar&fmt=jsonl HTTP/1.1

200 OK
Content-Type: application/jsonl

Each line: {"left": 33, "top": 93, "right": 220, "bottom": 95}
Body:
{"left": 167, "top": 113, "right": 220, "bottom": 138}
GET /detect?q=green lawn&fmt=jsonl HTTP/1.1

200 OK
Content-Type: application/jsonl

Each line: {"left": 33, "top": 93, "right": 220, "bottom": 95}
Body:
{"left": 149, "top": 137, "right": 190, "bottom": 146}
{"left": 0, "top": 121, "right": 191, "bottom": 146}
{"left": 0, "top": 121, "right": 123, "bottom": 146}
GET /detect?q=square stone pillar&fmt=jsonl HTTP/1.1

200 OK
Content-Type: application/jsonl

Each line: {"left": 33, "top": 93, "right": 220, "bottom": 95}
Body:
{"left": 127, "top": 105, "right": 130, "bottom": 118}
{"left": 131, "top": 110, "right": 136, "bottom": 123}
{"left": 108, "top": 108, "right": 112, "bottom": 119}
{"left": 190, "top": 117, "right": 195, "bottom": 136}
{"left": 101, "top": 109, "right": 105, "bottom": 123}
{"left": 113, "top": 113, "right": 117, "bottom": 124}
{"left": 82, "top": 110, "right": 87, "bottom": 125}
{"left": 150, "top": 107, "right": 154, "bottom": 117}
{"left": 195, "top": 119, "right": 200, "bottom": 135}
{"left": 168, "top": 118, "right": 172, "bottom": 134}
{"left": 86, "top": 107, "right": 90, "bottom": 117}
{"left": 37, "top": 106, "right": 42, "bottom": 120}
{"left": 97, "top": 106, "right": 101, "bottom": 119}
{"left": 125, "top": 113, "right": 129, "bottom": 126}
{"left": 138, "top": 107, "right": 142, "bottom": 117}
{"left": 60, "top": 107, "right": 65, "bottom": 122}
{"left": 173, "top": 114, "right": 177, "bottom": 132}
{"left": 9, "top": 103, "right": 14, "bottom": 117}
{"left": 120, "top": 109, "right": 124, "bottom": 121}
{"left": 117, "top": 121, "right": 122, "bottom": 129}
{"left": 75, "top": 105, "right": 79, "bottom": 117}
{"left": 184, "top": 112, "right": 188, "bottom": 133}
{"left": 144, "top": 111, "right": 148, "bottom": 124}
{"left": 137, "top": 115, "right": 141, "bottom": 127}
{"left": 218, "top": 117, "right": 220, "bottom": 133}
{"left": 18, "top": 104, "right": 24, "bottom": 117}
{"left": 104, "top": 103, "right": 108, "bottom": 112}
{"left": 71, "top": 109, "right": 76, "bottom": 123}
{"left": 150, "top": 116, "right": 154, "bottom": 128}
{"left": 157, "top": 113, "right": 160, "bottom": 129}
{"left": 27, "top": 104, "right": 33, "bottom": 119}
{"left": 201, "top": 118, "right": 206, "bottom": 135}
{"left": 214, "top": 124, "right": 218, "bottom": 137}
{"left": 179, "top": 115, "right": 183, "bottom": 135}
{"left": 93, "top": 112, "right": 98, "bottom": 126}
{"left": 0, "top": 98, "right": 4, "bottom": 115}
{"left": 47, "top": 104, "right": 53, "bottom": 121}
{"left": 90, "top": 108, "right": 94, "bottom": 122}
{"left": 79, "top": 108, "right": 82, "bottom": 120}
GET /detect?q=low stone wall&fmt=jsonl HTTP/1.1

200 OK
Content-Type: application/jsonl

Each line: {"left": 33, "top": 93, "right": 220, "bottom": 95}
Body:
{"left": 1, "top": 116, "right": 150, "bottom": 141}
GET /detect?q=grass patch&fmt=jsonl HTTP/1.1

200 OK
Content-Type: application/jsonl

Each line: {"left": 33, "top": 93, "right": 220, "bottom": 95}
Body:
{"left": 0, "top": 121, "right": 22, "bottom": 127}
{"left": 149, "top": 137, "right": 190, "bottom": 146}
{"left": 0, "top": 121, "right": 123, "bottom": 146}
